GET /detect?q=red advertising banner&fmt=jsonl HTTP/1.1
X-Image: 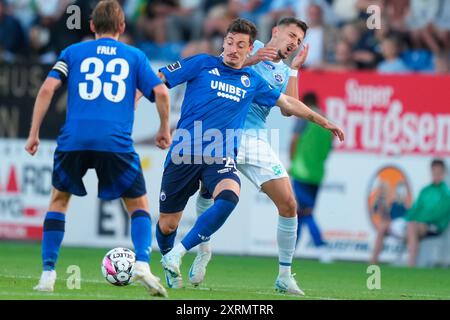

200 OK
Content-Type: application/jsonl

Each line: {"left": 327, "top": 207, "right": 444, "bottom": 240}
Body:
{"left": 0, "top": 141, "right": 52, "bottom": 240}
{"left": 299, "top": 71, "right": 450, "bottom": 156}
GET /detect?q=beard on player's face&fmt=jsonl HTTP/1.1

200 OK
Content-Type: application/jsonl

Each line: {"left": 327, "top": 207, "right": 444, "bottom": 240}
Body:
{"left": 272, "top": 26, "right": 303, "bottom": 60}
{"left": 275, "top": 39, "right": 297, "bottom": 60}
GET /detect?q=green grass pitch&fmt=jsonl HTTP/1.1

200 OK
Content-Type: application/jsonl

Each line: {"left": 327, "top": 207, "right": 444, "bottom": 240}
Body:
{"left": 0, "top": 241, "right": 449, "bottom": 300}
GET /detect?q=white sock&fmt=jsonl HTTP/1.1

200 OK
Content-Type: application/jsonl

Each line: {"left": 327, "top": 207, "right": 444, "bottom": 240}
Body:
{"left": 199, "top": 241, "right": 211, "bottom": 254}
{"left": 171, "top": 243, "right": 187, "bottom": 257}
{"left": 279, "top": 265, "right": 291, "bottom": 275}
{"left": 196, "top": 193, "right": 214, "bottom": 253}
{"left": 277, "top": 215, "right": 297, "bottom": 275}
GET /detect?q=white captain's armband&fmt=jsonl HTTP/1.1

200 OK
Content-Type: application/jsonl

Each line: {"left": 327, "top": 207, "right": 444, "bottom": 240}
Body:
{"left": 52, "top": 60, "right": 69, "bottom": 81}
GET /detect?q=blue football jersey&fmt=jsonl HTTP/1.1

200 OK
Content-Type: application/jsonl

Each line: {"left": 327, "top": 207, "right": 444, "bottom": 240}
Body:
{"left": 48, "top": 37, "right": 162, "bottom": 152}
{"left": 159, "top": 54, "right": 281, "bottom": 164}
{"left": 244, "top": 40, "right": 291, "bottom": 133}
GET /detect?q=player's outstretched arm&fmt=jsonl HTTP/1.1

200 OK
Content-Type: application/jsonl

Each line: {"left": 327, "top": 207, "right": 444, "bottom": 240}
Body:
{"left": 25, "top": 77, "right": 62, "bottom": 156}
{"left": 243, "top": 47, "right": 278, "bottom": 67}
{"left": 282, "top": 43, "right": 309, "bottom": 117}
{"left": 153, "top": 83, "right": 172, "bottom": 149}
{"left": 276, "top": 93, "right": 345, "bottom": 142}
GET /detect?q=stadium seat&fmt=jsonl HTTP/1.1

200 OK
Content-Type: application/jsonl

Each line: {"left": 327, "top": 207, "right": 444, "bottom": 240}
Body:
{"left": 416, "top": 226, "right": 450, "bottom": 268}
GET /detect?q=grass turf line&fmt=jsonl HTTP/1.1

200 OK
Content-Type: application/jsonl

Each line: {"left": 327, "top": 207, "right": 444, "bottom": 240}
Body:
{"left": 0, "top": 242, "right": 449, "bottom": 300}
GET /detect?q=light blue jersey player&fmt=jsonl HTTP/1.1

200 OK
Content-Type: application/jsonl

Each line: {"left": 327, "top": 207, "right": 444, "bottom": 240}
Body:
{"left": 192, "top": 17, "right": 312, "bottom": 295}
{"left": 155, "top": 18, "right": 344, "bottom": 292}
{"left": 25, "top": 0, "right": 170, "bottom": 297}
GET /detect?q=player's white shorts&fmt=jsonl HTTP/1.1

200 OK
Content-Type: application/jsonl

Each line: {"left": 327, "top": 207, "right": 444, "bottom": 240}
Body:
{"left": 236, "top": 132, "right": 288, "bottom": 190}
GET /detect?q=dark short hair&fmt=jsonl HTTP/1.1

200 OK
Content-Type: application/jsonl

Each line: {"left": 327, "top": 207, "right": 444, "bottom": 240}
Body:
{"left": 277, "top": 17, "right": 308, "bottom": 36}
{"left": 226, "top": 18, "right": 257, "bottom": 44}
{"left": 91, "top": 0, "right": 125, "bottom": 35}
{"left": 431, "top": 158, "right": 446, "bottom": 170}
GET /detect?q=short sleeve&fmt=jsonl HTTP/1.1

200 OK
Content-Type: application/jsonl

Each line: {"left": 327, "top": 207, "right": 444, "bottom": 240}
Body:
{"left": 48, "top": 48, "right": 70, "bottom": 82}
{"left": 136, "top": 52, "right": 163, "bottom": 102}
{"left": 159, "top": 54, "right": 209, "bottom": 88}
{"left": 252, "top": 75, "right": 281, "bottom": 108}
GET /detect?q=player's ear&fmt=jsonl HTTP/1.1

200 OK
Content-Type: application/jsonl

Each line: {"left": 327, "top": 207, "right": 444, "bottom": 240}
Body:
{"left": 90, "top": 20, "right": 96, "bottom": 34}
{"left": 119, "top": 21, "right": 126, "bottom": 35}
{"left": 272, "top": 26, "right": 278, "bottom": 38}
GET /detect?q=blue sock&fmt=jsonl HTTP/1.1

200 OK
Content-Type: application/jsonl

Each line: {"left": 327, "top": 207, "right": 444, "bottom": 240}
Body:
{"left": 42, "top": 211, "right": 65, "bottom": 271}
{"left": 131, "top": 210, "right": 152, "bottom": 263}
{"left": 302, "top": 215, "right": 326, "bottom": 247}
{"left": 182, "top": 190, "right": 238, "bottom": 251}
{"left": 155, "top": 222, "right": 177, "bottom": 255}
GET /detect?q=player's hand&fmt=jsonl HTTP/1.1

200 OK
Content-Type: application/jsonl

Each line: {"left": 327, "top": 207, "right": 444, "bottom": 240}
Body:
{"left": 291, "top": 43, "right": 309, "bottom": 70}
{"left": 324, "top": 122, "right": 345, "bottom": 142}
{"left": 155, "top": 127, "right": 172, "bottom": 149}
{"left": 25, "top": 136, "right": 40, "bottom": 155}
{"left": 250, "top": 47, "right": 279, "bottom": 64}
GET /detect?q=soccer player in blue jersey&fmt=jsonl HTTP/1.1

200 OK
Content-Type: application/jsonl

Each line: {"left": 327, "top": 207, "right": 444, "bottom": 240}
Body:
{"left": 154, "top": 18, "right": 344, "bottom": 291}
{"left": 25, "top": 0, "right": 170, "bottom": 297}
{"left": 191, "top": 17, "right": 312, "bottom": 295}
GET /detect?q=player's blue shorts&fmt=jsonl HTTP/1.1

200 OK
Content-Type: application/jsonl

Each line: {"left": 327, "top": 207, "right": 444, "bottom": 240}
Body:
{"left": 52, "top": 150, "right": 146, "bottom": 200}
{"left": 292, "top": 179, "right": 319, "bottom": 214}
{"left": 159, "top": 157, "right": 241, "bottom": 213}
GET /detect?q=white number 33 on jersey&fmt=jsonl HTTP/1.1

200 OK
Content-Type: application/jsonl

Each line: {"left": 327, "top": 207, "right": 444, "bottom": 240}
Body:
{"left": 79, "top": 57, "right": 129, "bottom": 103}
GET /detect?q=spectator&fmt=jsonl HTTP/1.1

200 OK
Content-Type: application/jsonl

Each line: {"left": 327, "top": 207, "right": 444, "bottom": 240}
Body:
{"left": 427, "top": 0, "right": 450, "bottom": 53}
{"left": 229, "top": 0, "right": 272, "bottom": 25}
{"left": 202, "top": 0, "right": 238, "bottom": 39}
{"left": 137, "top": 0, "right": 178, "bottom": 43}
{"left": 381, "top": 0, "right": 410, "bottom": 33}
{"left": 0, "top": 0, "right": 26, "bottom": 56}
{"left": 28, "top": 25, "right": 57, "bottom": 63}
{"left": 302, "top": 3, "right": 339, "bottom": 67}
{"left": 332, "top": 0, "right": 358, "bottom": 26}
{"left": 136, "top": 0, "right": 185, "bottom": 61}
{"left": 290, "top": 92, "right": 334, "bottom": 263}
{"left": 311, "top": 39, "right": 357, "bottom": 72}
{"left": 30, "top": 0, "right": 76, "bottom": 59}
{"left": 294, "top": 0, "right": 336, "bottom": 27}
{"left": 6, "top": 0, "right": 36, "bottom": 31}
{"left": 433, "top": 52, "right": 450, "bottom": 74}
{"left": 166, "top": 0, "right": 203, "bottom": 42}
{"left": 370, "top": 181, "right": 409, "bottom": 265}
{"left": 257, "top": 0, "right": 296, "bottom": 43}
{"left": 341, "top": 21, "right": 380, "bottom": 69}
{"left": 407, "top": 0, "right": 441, "bottom": 54}
{"left": 377, "top": 34, "right": 410, "bottom": 74}
{"left": 406, "top": 159, "right": 450, "bottom": 267}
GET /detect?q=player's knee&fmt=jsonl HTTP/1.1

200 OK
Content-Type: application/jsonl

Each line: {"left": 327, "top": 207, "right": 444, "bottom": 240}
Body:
{"left": 276, "top": 195, "right": 297, "bottom": 217}
{"left": 49, "top": 190, "right": 71, "bottom": 212}
{"left": 158, "top": 218, "right": 178, "bottom": 235}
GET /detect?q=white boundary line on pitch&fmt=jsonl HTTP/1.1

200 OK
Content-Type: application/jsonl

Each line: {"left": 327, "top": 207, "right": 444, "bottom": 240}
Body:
{"left": 0, "top": 274, "right": 332, "bottom": 300}
{"left": 2, "top": 274, "right": 449, "bottom": 300}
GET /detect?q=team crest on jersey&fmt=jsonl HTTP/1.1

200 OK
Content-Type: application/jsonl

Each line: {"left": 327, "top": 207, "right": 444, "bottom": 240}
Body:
{"left": 274, "top": 73, "right": 284, "bottom": 83}
{"left": 160, "top": 191, "right": 166, "bottom": 201}
{"left": 167, "top": 61, "right": 181, "bottom": 72}
{"left": 241, "top": 75, "right": 251, "bottom": 88}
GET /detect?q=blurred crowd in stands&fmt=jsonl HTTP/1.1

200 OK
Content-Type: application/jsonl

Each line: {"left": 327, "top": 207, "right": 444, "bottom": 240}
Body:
{"left": 1, "top": 0, "right": 449, "bottom": 74}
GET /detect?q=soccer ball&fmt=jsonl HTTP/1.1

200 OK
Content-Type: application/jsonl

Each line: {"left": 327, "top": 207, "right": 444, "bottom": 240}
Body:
{"left": 101, "top": 247, "right": 136, "bottom": 286}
